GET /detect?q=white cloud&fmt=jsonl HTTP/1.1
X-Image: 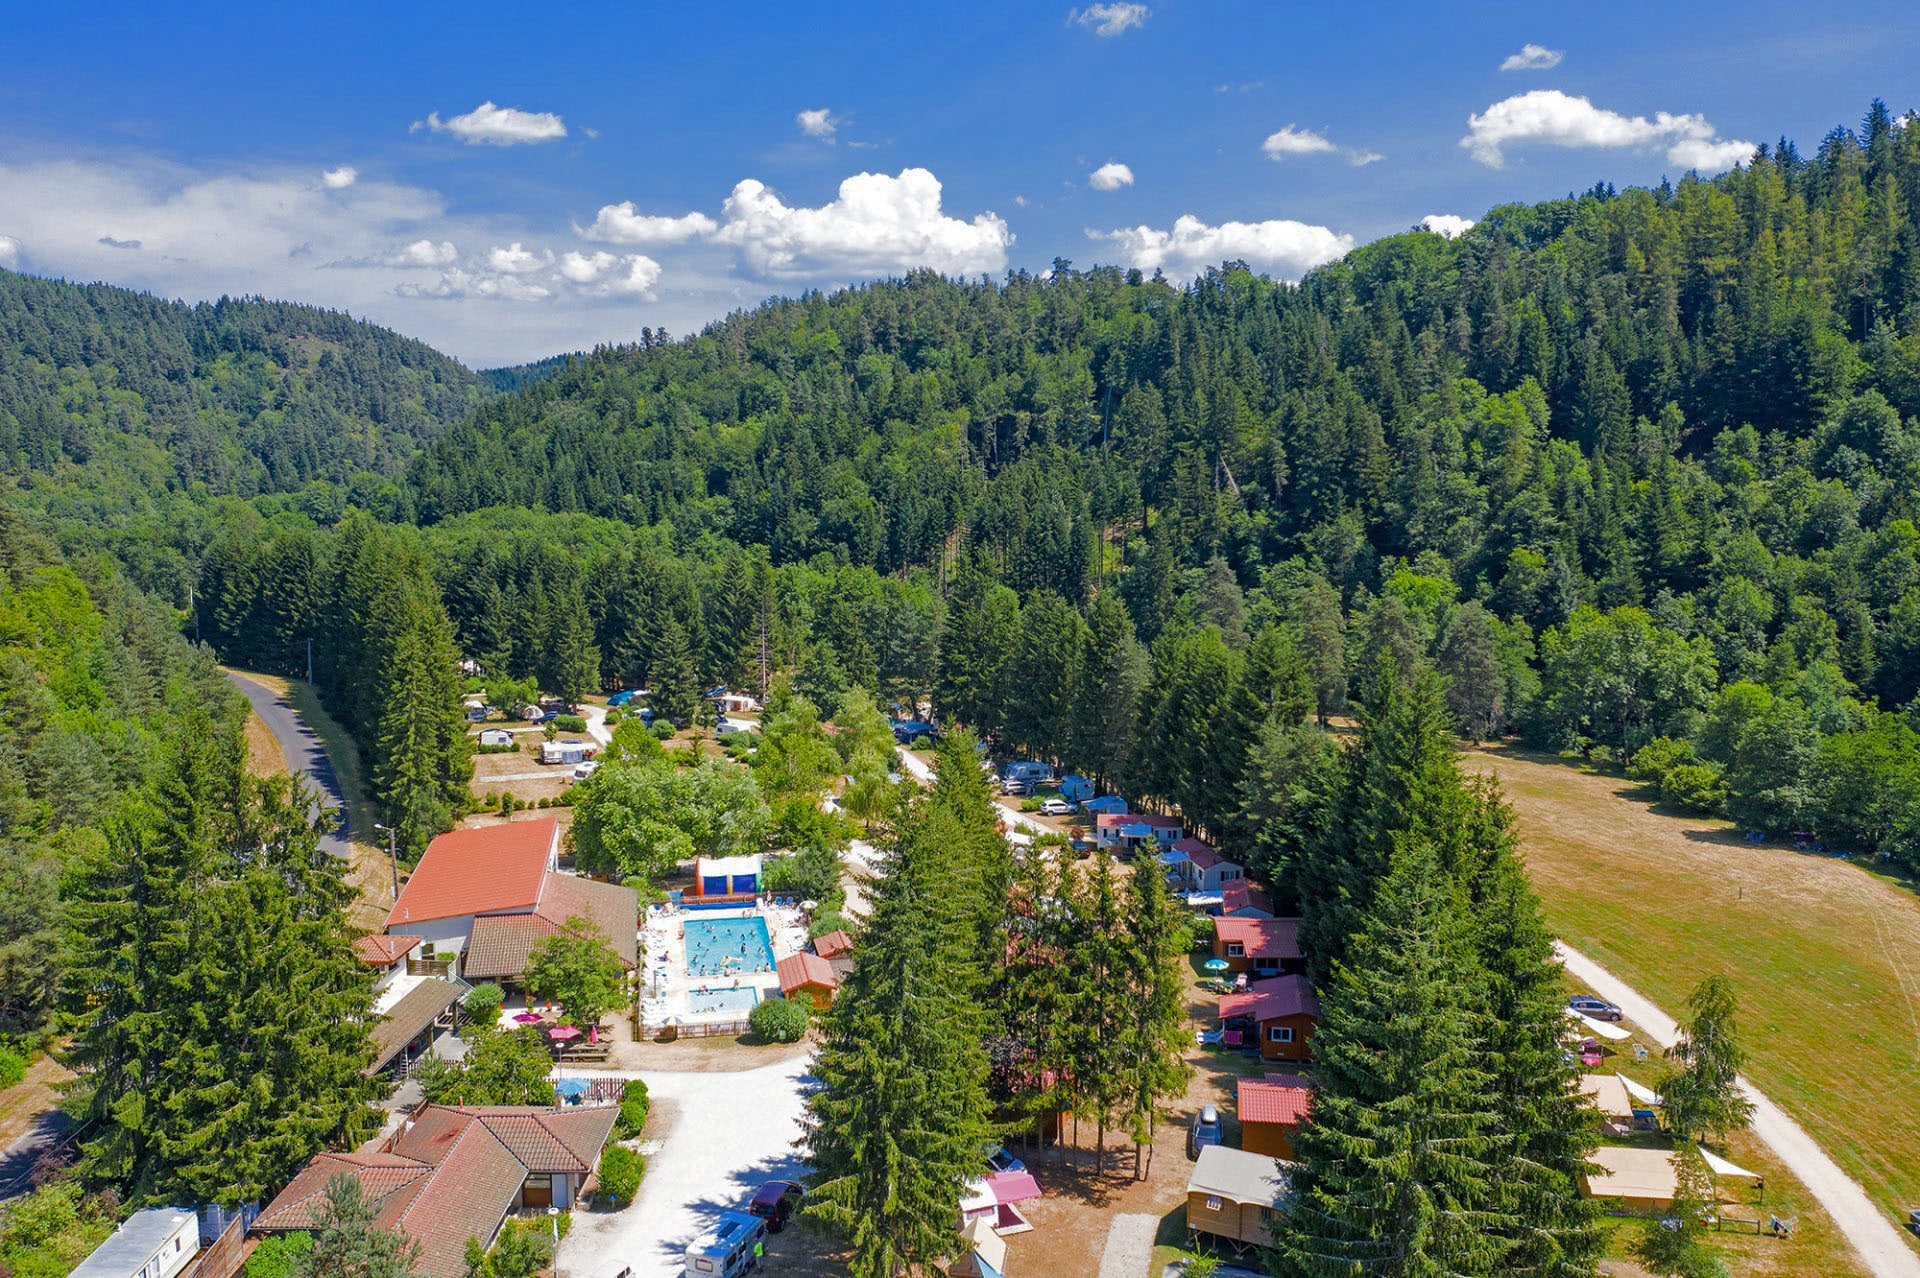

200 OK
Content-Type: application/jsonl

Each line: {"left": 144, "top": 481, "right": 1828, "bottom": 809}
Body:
{"left": 558, "top": 249, "right": 617, "bottom": 283}
{"left": 1348, "top": 150, "right": 1385, "bottom": 167}
{"left": 1500, "top": 43, "right": 1563, "bottom": 72}
{"left": 1462, "top": 89, "right": 1752, "bottom": 173}
{"left": 486, "top": 242, "right": 549, "bottom": 274}
{"left": 557, "top": 249, "right": 662, "bottom": 296}
{"left": 1088, "top": 162, "right": 1135, "bottom": 191}
{"left": 321, "top": 165, "right": 358, "bottom": 189}
{"left": 1089, "top": 214, "right": 1352, "bottom": 279}
{"left": 1070, "top": 3, "right": 1149, "bottom": 36}
{"left": 579, "top": 202, "right": 719, "bottom": 245}
{"left": 711, "top": 168, "right": 1011, "bottom": 277}
{"left": 397, "top": 268, "right": 552, "bottom": 302}
{"left": 422, "top": 101, "right": 567, "bottom": 146}
{"left": 1263, "top": 125, "right": 1338, "bottom": 159}
{"left": 1420, "top": 214, "right": 1476, "bottom": 239}
{"left": 388, "top": 239, "right": 458, "bottom": 268}
{"left": 0, "top": 235, "right": 17, "bottom": 269}
{"left": 796, "top": 108, "right": 837, "bottom": 141}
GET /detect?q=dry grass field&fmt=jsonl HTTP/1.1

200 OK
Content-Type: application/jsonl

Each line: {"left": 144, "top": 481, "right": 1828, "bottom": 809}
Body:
{"left": 1463, "top": 742, "right": 1920, "bottom": 1256}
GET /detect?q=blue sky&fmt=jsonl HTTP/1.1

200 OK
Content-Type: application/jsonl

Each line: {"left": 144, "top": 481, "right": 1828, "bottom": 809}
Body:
{"left": 0, "top": 1, "right": 1913, "bottom": 365}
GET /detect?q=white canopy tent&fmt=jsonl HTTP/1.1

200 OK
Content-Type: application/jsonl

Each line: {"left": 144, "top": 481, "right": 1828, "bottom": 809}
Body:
{"left": 1566, "top": 1008, "right": 1633, "bottom": 1041}
{"left": 1700, "top": 1147, "right": 1761, "bottom": 1179}
{"left": 1620, "top": 1074, "right": 1663, "bottom": 1106}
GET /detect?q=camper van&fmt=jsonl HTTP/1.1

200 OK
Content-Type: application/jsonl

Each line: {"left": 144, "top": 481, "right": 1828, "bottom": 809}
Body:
{"left": 685, "top": 1210, "right": 767, "bottom": 1275}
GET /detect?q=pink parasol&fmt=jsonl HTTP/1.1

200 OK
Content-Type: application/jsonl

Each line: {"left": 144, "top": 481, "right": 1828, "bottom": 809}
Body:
{"left": 548, "top": 1024, "right": 583, "bottom": 1042}
{"left": 512, "top": 1012, "right": 544, "bottom": 1025}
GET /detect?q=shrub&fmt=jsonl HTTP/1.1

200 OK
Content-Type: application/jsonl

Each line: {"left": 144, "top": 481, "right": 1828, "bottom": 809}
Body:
{"left": 1661, "top": 762, "right": 1729, "bottom": 814}
{"left": 1019, "top": 797, "right": 1041, "bottom": 812}
{"left": 476, "top": 741, "right": 520, "bottom": 755}
{"left": 0, "top": 1048, "right": 26, "bottom": 1089}
{"left": 464, "top": 983, "right": 505, "bottom": 1027}
{"left": 750, "top": 995, "right": 811, "bottom": 1043}
{"left": 597, "top": 1145, "right": 643, "bottom": 1206}
{"left": 807, "top": 911, "right": 847, "bottom": 940}
{"left": 243, "top": 1231, "right": 314, "bottom": 1278}
{"left": 1628, "top": 736, "right": 1696, "bottom": 784}
{"left": 613, "top": 1086, "right": 651, "bottom": 1140}
{"left": 910, "top": 734, "right": 933, "bottom": 750}
{"left": 553, "top": 714, "right": 588, "bottom": 732}
{"left": 649, "top": 720, "right": 676, "bottom": 739}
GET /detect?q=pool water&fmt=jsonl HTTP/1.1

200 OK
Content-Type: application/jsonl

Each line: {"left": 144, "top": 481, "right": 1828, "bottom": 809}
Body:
{"left": 687, "top": 985, "right": 761, "bottom": 1016}
{"left": 684, "top": 916, "right": 775, "bottom": 978}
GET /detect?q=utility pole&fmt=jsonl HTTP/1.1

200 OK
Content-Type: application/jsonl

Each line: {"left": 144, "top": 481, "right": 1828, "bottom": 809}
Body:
{"left": 307, "top": 637, "right": 314, "bottom": 684}
{"left": 374, "top": 822, "right": 400, "bottom": 904}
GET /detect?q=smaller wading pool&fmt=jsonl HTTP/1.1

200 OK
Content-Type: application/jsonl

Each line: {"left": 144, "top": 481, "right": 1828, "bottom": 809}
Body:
{"left": 687, "top": 985, "right": 761, "bottom": 1017}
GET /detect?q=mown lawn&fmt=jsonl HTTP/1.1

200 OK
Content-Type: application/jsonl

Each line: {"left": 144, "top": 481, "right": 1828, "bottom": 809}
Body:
{"left": 1464, "top": 743, "right": 1920, "bottom": 1263}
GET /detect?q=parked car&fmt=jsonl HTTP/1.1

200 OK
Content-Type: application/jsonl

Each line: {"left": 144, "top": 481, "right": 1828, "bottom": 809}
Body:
{"left": 1000, "top": 778, "right": 1031, "bottom": 797}
{"left": 748, "top": 1180, "right": 805, "bottom": 1233}
{"left": 1188, "top": 1104, "right": 1222, "bottom": 1158}
{"left": 984, "top": 1143, "right": 1026, "bottom": 1175}
{"left": 1038, "top": 797, "right": 1073, "bottom": 816}
{"left": 1568, "top": 994, "right": 1623, "bottom": 1022}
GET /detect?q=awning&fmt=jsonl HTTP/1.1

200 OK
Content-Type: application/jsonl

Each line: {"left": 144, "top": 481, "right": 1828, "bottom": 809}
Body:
{"left": 1620, "top": 1074, "right": 1663, "bottom": 1106}
{"left": 985, "top": 1171, "right": 1041, "bottom": 1204}
{"left": 1118, "top": 823, "right": 1154, "bottom": 838}
{"left": 1700, "top": 1148, "right": 1761, "bottom": 1179}
{"left": 1567, "top": 1009, "right": 1632, "bottom": 1041}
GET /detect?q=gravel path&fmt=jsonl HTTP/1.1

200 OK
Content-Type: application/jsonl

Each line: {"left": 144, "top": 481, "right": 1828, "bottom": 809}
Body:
{"left": 558, "top": 1053, "right": 814, "bottom": 1278}
{"left": 1557, "top": 942, "right": 1920, "bottom": 1278}
{"left": 226, "top": 671, "right": 349, "bottom": 859}
{"left": 1097, "top": 1212, "right": 1160, "bottom": 1278}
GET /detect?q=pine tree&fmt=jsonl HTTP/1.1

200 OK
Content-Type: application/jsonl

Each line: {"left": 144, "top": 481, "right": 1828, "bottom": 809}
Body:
{"left": 295, "top": 1175, "right": 422, "bottom": 1278}
{"left": 650, "top": 616, "right": 700, "bottom": 726}
{"left": 1119, "top": 855, "right": 1193, "bottom": 1180}
{"left": 1070, "top": 590, "right": 1148, "bottom": 788}
{"left": 1275, "top": 838, "right": 1514, "bottom": 1278}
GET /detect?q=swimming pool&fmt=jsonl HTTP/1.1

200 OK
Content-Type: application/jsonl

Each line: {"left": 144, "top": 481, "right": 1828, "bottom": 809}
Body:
{"left": 687, "top": 985, "right": 761, "bottom": 1017}
{"left": 684, "top": 916, "right": 775, "bottom": 978}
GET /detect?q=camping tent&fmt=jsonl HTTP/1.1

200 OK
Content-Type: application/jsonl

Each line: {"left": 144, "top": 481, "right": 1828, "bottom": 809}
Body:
{"left": 949, "top": 1217, "right": 1007, "bottom": 1278}
{"left": 1582, "top": 1146, "right": 1680, "bottom": 1209}
{"left": 1578, "top": 1074, "right": 1635, "bottom": 1125}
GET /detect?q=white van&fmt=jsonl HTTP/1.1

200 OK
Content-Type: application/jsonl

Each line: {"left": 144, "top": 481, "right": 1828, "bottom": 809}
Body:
{"left": 685, "top": 1210, "right": 766, "bottom": 1275}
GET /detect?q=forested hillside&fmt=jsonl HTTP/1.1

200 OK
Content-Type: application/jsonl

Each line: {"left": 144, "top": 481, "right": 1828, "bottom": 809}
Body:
{"left": 85, "top": 103, "right": 1920, "bottom": 874}
{"left": 0, "top": 270, "right": 488, "bottom": 498}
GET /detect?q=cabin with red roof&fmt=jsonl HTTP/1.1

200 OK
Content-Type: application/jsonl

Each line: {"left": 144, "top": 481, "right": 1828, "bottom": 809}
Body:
{"left": 1218, "top": 879, "right": 1275, "bottom": 918}
{"left": 1218, "top": 974, "right": 1321, "bottom": 1063}
{"left": 1211, "top": 916, "right": 1305, "bottom": 978}
{"left": 776, "top": 952, "right": 840, "bottom": 1010}
{"left": 384, "top": 818, "right": 637, "bottom": 987}
{"left": 1237, "top": 1074, "right": 1312, "bottom": 1158}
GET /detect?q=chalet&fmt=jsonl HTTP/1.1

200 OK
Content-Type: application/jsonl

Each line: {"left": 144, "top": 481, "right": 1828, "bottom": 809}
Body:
{"left": 1218, "top": 879, "right": 1276, "bottom": 918}
{"left": 813, "top": 929, "right": 855, "bottom": 960}
{"left": 1185, "top": 1145, "right": 1291, "bottom": 1248}
{"left": 477, "top": 728, "right": 514, "bottom": 748}
{"left": 1093, "top": 810, "right": 1183, "bottom": 853}
{"left": 1237, "top": 1075, "right": 1312, "bottom": 1159}
{"left": 254, "top": 1104, "right": 619, "bottom": 1278}
{"left": 1211, "top": 916, "right": 1305, "bottom": 978}
{"left": 1160, "top": 837, "right": 1244, "bottom": 895}
{"left": 385, "top": 819, "right": 637, "bottom": 989}
{"left": 776, "top": 952, "right": 839, "bottom": 1010}
{"left": 1219, "top": 974, "right": 1321, "bottom": 1063}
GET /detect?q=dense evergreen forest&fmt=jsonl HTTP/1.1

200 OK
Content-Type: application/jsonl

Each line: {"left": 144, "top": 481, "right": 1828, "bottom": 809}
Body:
{"left": 14, "top": 103, "right": 1920, "bottom": 878}
{"left": 0, "top": 270, "right": 487, "bottom": 500}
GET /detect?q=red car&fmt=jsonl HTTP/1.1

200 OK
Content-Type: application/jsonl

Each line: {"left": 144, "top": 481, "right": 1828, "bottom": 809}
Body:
{"left": 749, "top": 1180, "right": 805, "bottom": 1233}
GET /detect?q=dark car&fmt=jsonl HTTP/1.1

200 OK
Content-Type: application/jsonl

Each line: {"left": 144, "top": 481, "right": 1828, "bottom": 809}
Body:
{"left": 749, "top": 1180, "right": 805, "bottom": 1233}
{"left": 1569, "top": 994, "right": 1623, "bottom": 1022}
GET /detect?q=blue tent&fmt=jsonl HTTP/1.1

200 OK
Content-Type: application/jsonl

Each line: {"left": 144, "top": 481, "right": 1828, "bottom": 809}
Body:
{"left": 1081, "top": 795, "right": 1129, "bottom": 815}
{"left": 608, "top": 690, "right": 636, "bottom": 707}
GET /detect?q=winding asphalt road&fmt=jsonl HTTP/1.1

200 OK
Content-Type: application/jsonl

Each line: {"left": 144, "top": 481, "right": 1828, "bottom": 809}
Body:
{"left": 1558, "top": 942, "right": 1920, "bottom": 1278}
{"left": 226, "top": 671, "right": 351, "bottom": 859}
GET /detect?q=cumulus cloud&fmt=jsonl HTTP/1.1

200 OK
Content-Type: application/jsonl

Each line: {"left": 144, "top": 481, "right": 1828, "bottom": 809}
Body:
{"left": 321, "top": 165, "right": 358, "bottom": 189}
{"left": 0, "top": 235, "right": 18, "bottom": 269}
{"left": 420, "top": 101, "right": 567, "bottom": 146}
{"left": 1088, "top": 162, "right": 1135, "bottom": 191}
{"left": 388, "top": 239, "right": 458, "bottom": 267}
{"left": 580, "top": 202, "right": 719, "bottom": 245}
{"left": 396, "top": 268, "right": 551, "bottom": 302}
{"left": 710, "top": 168, "right": 1011, "bottom": 277}
{"left": 1462, "top": 89, "right": 1753, "bottom": 172}
{"left": 1500, "top": 43, "right": 1563, "bottom": 72}
{"left": 1070, "top": 3, "right": 1149, "bottom": 36}
{"left": 1089, "top": 214, "right": 1352, "bottom": 279}
{"left": 1348, "top": 150, "right": 1385, "bottom": 167}
{"left": 796, "top": 108, "right": 837, "bottom": 141}
{"left": 1262, "top": 125, "right": 1338, "bottom": 158}
{"left": 1420, "top": 214, "right": 1476, "bottom": 239}
{"left": 486, "top": 242, "right": 550, "bottom": 274}
{"left": 557, "top": 249, "right": 662, "bottom": 295}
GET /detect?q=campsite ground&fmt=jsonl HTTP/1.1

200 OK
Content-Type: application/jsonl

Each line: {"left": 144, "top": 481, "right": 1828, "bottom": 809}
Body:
{"left": 1463, "top": 742, "right": 1920, "bottom": 1259}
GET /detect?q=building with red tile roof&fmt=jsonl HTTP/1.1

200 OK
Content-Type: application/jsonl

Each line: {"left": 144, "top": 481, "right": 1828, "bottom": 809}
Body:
{"left": 1210, "top": 916, "right": 1304, "bottom": 977}
{"left": 462, "top": 872, "right": 638, "bottom": 984}
{"left": 1218, "top": 975, "right": 1321, "bottom": 1063}
{"left": 1237, "top": 1075, "right": 1312, "bottom": 1159}
{"left": 254, "top": 1104, "right": 618, "bottom": 1278}
{"left": 813, "top": 929, "right": 855, "bottom": 960}
{"left": 354, "top": 934, "right": 423, "bottom": 968}
{"left": 776, "top": 952, "right": 839, "bottom": 1010}
{"left": 1218, "top": 880, "right": 1275, "bottom": 918}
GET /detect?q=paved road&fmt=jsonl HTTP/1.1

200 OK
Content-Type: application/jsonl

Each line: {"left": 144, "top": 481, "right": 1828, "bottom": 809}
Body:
{"left": 226, "top": 671, "right": 350, "bottom": 859}
{"left": 1558, "top": 942, "right": 1920, "bottom": 1278}
{"left": 557, "top": 1054, "right": 814, "bottom": 1278}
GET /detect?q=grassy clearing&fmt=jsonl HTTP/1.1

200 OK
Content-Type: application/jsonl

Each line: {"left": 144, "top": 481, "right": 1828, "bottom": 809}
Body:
{"left": 1464, "top": 743, "right": 1920, "bottom": 1259}
{"left": 242, "top": 709, "right": 288, "bottom": 777}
